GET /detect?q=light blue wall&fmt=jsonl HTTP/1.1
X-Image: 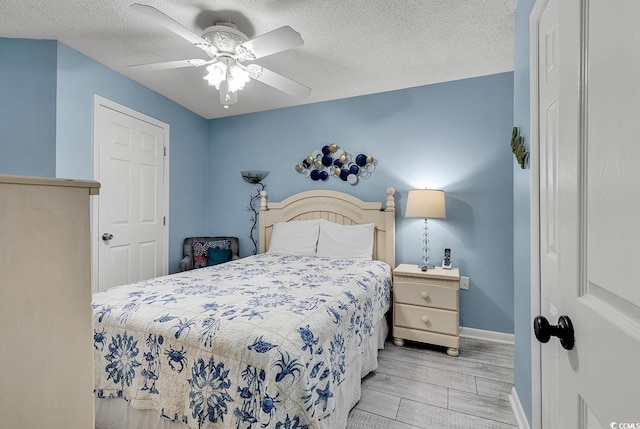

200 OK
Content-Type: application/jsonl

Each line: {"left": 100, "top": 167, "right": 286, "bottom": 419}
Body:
{"left": 0, "top": 38, "right": 57, "bottom": 177}
{"left": 0, "top": 39, "right": 211, "bottom": 272}
{"left": 0, "top": 37, "right": 518, "bottom": 336}
{"left": 209, "top": 72, "right": 515, "bottom": 334}
{"left": 513, "top": 0, "right": 536, "bottom": 425}
{"left": 54, "top": 43, "right": 211, "bottom": 271}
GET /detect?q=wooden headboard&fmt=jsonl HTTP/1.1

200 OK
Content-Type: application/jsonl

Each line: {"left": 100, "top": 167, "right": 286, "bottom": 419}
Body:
{"left": 258, "top": 188, "right": 396, "bottom": 267}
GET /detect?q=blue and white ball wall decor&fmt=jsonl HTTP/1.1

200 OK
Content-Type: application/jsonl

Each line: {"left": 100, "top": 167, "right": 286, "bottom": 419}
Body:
{"left": 294, "top": 144, "right": 375, "bottom": 185}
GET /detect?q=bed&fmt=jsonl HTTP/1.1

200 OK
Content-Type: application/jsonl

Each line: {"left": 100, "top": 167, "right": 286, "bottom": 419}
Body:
{"left": 94, "top": 188, "right": 396, "bottom": 429}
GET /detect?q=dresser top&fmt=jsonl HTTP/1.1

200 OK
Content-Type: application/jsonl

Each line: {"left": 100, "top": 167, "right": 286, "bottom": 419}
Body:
{"left": 0, "top": 174, "right": 100, "bottom": 195}
{"left": 394, "top": 263, "right": 460, "bottom": 280}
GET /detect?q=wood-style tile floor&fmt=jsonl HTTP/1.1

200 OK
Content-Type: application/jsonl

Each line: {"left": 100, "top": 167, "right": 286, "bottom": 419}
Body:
{"left": 347, "top": 337, "right": 517, "bottom": 429}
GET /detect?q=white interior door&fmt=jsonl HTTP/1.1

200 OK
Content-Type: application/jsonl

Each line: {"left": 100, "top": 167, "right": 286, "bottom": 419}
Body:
{"left": 533, "top": 0, "right": 562, "bottom": 426}
{"left": 532, "top": 0, "right": 640, "bottom": 427}
{"left": 94, "top": 97, "right": 169, "bottom": 291}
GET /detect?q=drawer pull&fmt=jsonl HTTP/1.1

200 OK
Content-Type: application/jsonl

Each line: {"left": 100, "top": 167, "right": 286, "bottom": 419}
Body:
{"left": 421, "top": 315, "right": 429, "bottom": 323}
{"left": 420, "top": 292, "right": 429, "bottom": 299}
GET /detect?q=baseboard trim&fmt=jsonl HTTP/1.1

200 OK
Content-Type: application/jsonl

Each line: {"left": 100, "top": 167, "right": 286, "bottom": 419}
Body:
{"left": 508, "top": 387, "right": 531, "bottom": 429}
{"left": 459, "top": 326, "right": 514, "bottom": 344}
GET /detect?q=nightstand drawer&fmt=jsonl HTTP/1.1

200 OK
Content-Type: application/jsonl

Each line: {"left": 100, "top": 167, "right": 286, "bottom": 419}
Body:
{"left": 394, "top": 303, "right": 458, "bottom": 335}
{"left": 393, "top": 281, "right": 457, "bottom": 310}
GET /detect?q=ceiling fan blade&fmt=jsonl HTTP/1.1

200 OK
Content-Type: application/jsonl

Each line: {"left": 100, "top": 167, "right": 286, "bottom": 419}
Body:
{"left": 130, "top": 3, "right": 216, "bottom": 53}
{"left": 236, "top": 26, "right": 303, "bottom": 60}
{"left": 127, "top": 59, "right": 211, "bottom": 72}
{"left": 219, "top": 80, "right": 238, "bottom": 108}
{"left": 247, "top": 65, "right": 311, "bottom": 98}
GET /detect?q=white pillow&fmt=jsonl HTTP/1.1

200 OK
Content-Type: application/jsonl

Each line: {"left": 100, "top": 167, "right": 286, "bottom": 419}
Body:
{"left": 267, "top": 219, "right": 320, "bottom": 257}
{"left": 315, "top": 219, "right": 375, "bottom": 260}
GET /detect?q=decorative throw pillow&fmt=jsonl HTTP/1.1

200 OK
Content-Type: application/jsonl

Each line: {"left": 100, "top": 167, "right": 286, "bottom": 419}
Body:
{"left": 207, "top": 247, "right": 232, "bottom": 266}
{"left": 193, "top": 239, "right": 232, "bottom": 269}
{"left": 207, "top": 239, "right": 232, "bottom": 265}
{"left": 192, "top": 241, "right": 210, "bottom": 269}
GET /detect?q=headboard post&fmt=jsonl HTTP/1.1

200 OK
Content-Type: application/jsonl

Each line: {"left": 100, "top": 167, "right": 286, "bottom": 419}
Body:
{"left": 386, "top": 187, "right": 396, "bottom": 212}
{"left": 259, "top": 190, "right": 268, "bottom": 211}
{"left": 258, "top": 190, "right": 268, "bottom": 254}
{"left": 384, "top": 187, "right": 396, "bottom": 268}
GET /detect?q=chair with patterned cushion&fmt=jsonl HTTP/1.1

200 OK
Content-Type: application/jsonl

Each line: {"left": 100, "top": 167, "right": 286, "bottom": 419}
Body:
{"left": 179, "top": 236, "right": 239, "bottom": 272}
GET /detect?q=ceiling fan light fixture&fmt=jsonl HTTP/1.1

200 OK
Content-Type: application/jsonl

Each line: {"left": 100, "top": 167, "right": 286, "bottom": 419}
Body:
{"left": 130, "top": 4, "right": 310, "bottom": 109}
{"left": 227, "top": 65, "right": 250, "bottom": 92}
{"left": 203, "top": 61, "right": 250, "bottom": 94}
{"left": 203, "top": 62, "right": 227, "bottom": 89}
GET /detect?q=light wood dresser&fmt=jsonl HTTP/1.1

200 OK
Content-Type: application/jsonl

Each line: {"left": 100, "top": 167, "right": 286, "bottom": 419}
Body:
{"left": 392, "top": 264, "right": 461, "bottom": 356}
{"left": 0, "top": 175, "right": 100, "bottom": 428}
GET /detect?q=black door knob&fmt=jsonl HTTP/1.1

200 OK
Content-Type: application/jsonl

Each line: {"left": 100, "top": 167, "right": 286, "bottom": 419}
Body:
{"left": 534, "top": 315, "right": 575, "bottom": 350}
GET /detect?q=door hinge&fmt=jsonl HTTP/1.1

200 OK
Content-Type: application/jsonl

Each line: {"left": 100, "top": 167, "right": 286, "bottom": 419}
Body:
{"left": 164, "top": 147, "right": 167, "bottom": 156}
{"left": 163, "top": 216, "right": 166, "bottom": 226}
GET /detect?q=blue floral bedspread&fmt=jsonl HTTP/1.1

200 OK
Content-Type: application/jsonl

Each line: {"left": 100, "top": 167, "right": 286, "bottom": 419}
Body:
{"left": 93, "top": 254, "right": 391, "bottom": 429}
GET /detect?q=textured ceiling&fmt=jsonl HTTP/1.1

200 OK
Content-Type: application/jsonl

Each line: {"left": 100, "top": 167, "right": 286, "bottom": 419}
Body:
{"left": 0, "top": 0, "right": 517, "bottom": 119}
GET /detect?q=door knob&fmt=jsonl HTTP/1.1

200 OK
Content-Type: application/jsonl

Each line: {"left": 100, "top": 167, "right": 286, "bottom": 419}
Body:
{"left": 534, "top": 315, "right": 575, "bottom": 350}
{"left": 102, "top": 233, "right": 114, "bottom": 241}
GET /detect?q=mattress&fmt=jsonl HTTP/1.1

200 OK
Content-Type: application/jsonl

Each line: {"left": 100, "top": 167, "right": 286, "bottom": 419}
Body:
{"left": 93, "top": 253, "right": 392, "bottom": 429}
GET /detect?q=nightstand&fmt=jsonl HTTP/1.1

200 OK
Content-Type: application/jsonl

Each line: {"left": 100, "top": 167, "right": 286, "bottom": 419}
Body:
{"left": 392, "top": 264, "right": 460, "bottom": 356}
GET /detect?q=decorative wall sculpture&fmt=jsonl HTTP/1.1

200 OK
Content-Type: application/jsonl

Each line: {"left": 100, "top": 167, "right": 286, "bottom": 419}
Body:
{"left": 295, "top": 144, "right": 375, "bottom": 185}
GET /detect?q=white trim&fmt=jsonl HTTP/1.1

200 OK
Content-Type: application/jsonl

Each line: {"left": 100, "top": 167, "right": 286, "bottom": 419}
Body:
{"left": 529, "top": 1, "right": 547, "bottom": 428}
{"left": 459, "top": 326, "right": 514, "bottom": 344}
{"left": 91, "top": 95, "right": 170, "bottom": 292}
{"left": 509, "top": 387, "right": 532, "bottom": 429}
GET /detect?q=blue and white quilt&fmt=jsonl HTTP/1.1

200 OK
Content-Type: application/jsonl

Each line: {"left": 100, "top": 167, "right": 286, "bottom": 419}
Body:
{"left": 93, "top": 253, "right": 391, "bottom": 429}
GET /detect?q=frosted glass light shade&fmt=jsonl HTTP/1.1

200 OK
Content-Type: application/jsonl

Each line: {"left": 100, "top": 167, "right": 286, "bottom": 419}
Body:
{"left": 241, "top": 170, "right": 269, "bottom": 184}
{"left": 405, "top": 189, "right": 446, "bottom": 219}
{"left": 203, "top": 62, "right": 227, "bottom": 89}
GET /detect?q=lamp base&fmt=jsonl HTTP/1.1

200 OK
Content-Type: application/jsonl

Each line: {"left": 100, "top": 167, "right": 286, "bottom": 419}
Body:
{"left": 420, "top": 218, "right": 432, "bottom": 272}
{"left": 418, "top": 264, "right": 435, "bottom": 271}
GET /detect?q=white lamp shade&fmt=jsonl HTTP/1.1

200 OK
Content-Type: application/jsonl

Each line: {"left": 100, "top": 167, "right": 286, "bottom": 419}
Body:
{"left": 405, "top": 189, "right": 446, "bottom": 219}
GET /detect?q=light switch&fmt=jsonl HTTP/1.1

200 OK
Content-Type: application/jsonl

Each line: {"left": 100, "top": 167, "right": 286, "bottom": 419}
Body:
{"left": 460, "top": 276, "right": 470, "bottom": 290}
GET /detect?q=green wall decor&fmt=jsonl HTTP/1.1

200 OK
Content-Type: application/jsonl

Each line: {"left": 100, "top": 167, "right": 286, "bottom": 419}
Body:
{"left": 511, "top": 126, "right": 528, "bottom": 169}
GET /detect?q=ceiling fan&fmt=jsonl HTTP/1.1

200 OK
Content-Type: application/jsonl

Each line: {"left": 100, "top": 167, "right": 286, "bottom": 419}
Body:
{"left": 129, "top": 3, "right": 311, "bottom": 108}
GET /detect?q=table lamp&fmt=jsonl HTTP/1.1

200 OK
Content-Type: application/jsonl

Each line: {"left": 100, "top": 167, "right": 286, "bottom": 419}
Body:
{"left": 405, "top": 188, "right": 446, "bottom": 270}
